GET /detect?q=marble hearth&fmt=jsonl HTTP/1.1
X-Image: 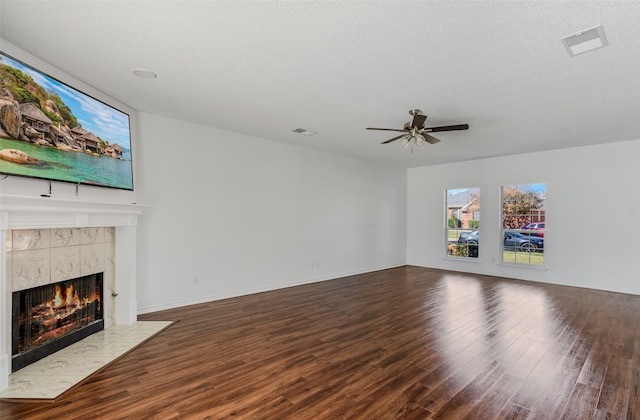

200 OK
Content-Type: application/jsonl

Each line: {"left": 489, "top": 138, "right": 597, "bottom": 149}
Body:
{"left": 0, "top": 194, "right": 145, "bottom": 391}
{"left": 0, "top": 320, "right": 172, "bottom": 400}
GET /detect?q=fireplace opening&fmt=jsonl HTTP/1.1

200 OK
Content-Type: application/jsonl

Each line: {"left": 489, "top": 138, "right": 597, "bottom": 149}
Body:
{"left": 12, "top": 273, "right": 104, "bottom": 372}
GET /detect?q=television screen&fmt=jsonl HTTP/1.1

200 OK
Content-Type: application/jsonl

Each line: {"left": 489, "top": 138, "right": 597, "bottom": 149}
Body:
{"left": 0, "top": 52, "right": 133, "bottom": 190}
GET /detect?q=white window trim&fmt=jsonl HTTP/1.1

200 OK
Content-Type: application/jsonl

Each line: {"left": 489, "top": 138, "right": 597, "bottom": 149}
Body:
{"left": 499, "top": 184, "right": 546, "bottom": 268}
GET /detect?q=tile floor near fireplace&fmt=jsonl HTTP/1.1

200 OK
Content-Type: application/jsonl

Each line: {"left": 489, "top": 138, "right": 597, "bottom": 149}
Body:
{"left": 0, "top": 321, "right": 172, "bottom": 401}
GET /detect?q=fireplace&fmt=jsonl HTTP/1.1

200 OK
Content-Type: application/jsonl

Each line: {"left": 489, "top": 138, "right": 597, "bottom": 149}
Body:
{"left": 0, "top": 194, "right": 143, "bottom": 390}
{"left": 11, "top": 273, "right": 104, "bottom": 372}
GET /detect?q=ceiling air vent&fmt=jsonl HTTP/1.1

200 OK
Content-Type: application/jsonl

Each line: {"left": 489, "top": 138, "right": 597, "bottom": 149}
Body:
{"left": 561, "top": 25, "right": 608, "bottom": 57}
{"left": 292, "top": 128, "right": 316, "bottom": 136}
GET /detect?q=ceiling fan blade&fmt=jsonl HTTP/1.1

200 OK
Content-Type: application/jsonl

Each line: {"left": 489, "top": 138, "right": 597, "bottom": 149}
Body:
{"left": 366, "top": 127, "right": 407, "bottom": 132}
{"left": 424, "top": 134, "right": 441, "bottom": 144}
{"left": 425, "top": 124, "right": 469, "bottom": 133}
{"left": 411, "top": 114, "right": 427, "bottom": 128}
{"left": 381, "top": 134, "right": 407, "bottom": 144}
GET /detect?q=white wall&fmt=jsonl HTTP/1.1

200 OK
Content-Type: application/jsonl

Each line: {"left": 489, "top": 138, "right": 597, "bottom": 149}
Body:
{"left": 0, "top": 39, "right": 407, "bottom": 315}
{"left": 407, "top": 139, "right": 640, "bottom": 295}
{"left": 134, "top": 113, "right": 407, "bottom": 313}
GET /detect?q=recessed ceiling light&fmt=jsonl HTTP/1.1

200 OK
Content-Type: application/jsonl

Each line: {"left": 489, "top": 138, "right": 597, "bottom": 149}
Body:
{"left": 132, "top": 68, "right": 157, "bottom": 79}
{"left": 292, "top": 128, "right": 316, "bottom": 136}
{"left": 560, "top": 25, "right": 608, "bottom": 57}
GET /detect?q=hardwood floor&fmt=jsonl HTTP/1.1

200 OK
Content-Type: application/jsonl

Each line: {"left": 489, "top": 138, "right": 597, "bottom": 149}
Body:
{"left": 2, "top": 266, "right": 640, "bottom": 419}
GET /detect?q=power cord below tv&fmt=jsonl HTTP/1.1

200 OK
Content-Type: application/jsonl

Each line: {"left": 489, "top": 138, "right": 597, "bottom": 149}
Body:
{"left": 41, "top": 180, "right": 52, "bottom": 198}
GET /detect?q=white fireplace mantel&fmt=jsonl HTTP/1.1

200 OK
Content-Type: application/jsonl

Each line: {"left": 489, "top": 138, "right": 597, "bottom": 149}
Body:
{"left": 0, "top": 194, "right": 146, "bottom": 390}
{"left": 0, "top": 194, "right": 144, "bottom": 230}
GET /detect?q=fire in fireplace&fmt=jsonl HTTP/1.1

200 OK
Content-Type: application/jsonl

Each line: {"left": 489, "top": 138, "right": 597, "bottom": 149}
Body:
{"left": 12, "top": 273, "right": 104, "bottom": 372}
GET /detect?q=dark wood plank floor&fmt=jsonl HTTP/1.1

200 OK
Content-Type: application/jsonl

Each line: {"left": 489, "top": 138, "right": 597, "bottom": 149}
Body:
{"left": 2, "top": 266, "right": 640, "bottom": 419}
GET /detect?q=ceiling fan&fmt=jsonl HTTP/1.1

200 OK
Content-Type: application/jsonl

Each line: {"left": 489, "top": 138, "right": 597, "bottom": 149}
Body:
{"left": 367, "top": 109, "right": 469, "bottom": 148}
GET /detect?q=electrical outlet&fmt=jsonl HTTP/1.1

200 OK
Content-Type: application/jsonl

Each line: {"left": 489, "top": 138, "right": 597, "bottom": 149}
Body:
{"left": 192, "top": 276, "right": 199, "bottom": 284}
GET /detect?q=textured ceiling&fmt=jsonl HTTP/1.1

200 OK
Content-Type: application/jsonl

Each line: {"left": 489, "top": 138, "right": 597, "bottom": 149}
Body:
{"left": 1, "top": 1, "right": 639, "bottom": 168}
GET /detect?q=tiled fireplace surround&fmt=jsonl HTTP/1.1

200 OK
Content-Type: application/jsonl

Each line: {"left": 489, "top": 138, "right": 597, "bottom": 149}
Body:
{"left": 0, "top": 194, "right": 144, "bottom": 391}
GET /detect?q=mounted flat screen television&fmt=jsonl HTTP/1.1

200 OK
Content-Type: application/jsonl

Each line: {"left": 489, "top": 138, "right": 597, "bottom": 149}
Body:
{"left": 0, "top": 51, "right": 133, "bottom": 190}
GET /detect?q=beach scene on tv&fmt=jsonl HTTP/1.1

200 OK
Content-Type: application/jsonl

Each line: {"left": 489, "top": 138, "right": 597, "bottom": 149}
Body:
{"left": 0, "top": 52, "right": 133, "bottom": 190}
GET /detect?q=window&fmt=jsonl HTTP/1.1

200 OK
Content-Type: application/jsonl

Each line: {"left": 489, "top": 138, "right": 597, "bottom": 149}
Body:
{"left": 501, "top": 183, "right": 546, "bottom": 266}
{"left": 446, "top": 188, "right": 480, "bottom": 258}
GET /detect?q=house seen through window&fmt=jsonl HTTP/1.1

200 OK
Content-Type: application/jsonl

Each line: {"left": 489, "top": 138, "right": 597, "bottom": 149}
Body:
{"left": 446, "top": 188, "right": 480, "bottom": 258}
{"left": 501, "top": 183, "right": 546, "bottom": 266}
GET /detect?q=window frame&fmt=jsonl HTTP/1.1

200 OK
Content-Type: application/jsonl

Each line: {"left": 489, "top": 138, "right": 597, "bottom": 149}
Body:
{"left": 445, "top": 188, "right": 480, "bottom": 259}
{"left": 500, "top": 183, "right": 546, "bottom": 267}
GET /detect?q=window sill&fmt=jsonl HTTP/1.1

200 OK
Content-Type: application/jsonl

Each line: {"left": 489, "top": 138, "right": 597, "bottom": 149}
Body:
{"left": 443, "top": 256, "right": 482, "bottom": 263}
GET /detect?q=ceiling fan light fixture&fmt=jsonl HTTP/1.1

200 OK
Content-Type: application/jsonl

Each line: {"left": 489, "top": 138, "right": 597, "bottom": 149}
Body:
{"left": 368, "top": 108, "right": 469, "bottom": 148}
{"left": 560, "top": 25, "right": 608, "bottom": 56}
